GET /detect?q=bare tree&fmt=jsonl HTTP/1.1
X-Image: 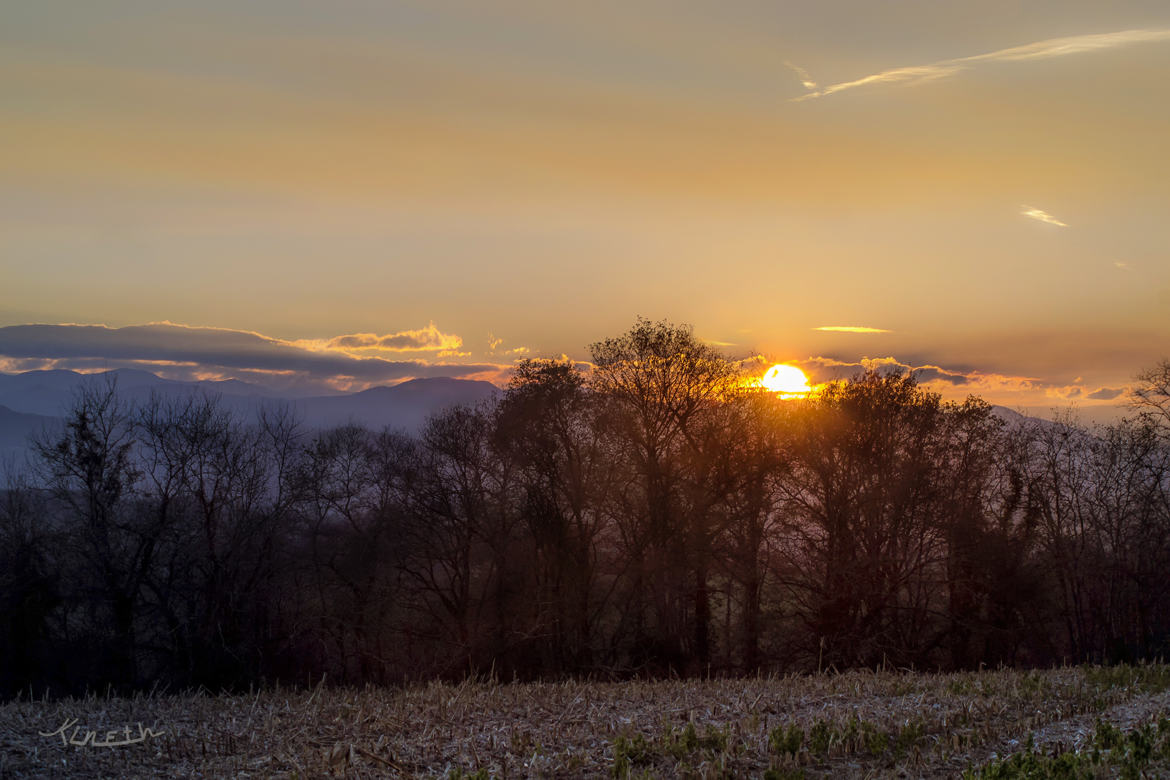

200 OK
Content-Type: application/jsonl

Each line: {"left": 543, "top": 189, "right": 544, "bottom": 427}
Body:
{"left": 0, "top": 469, "right": 57, "bottom": 696}
{"left": 33, "top": 379, "right": 147, "bottom": 687}
{"left": 496, "top": 358, "right": 617, "bottom": 672}
{"left": 589, "top": 318, "right": 739, "bottom": 671}
{"left": 776, "top": 371, "right": 956, "bottom": 668}
{"left": 1133, "top": 358, "right": 1170, "bottom": 429}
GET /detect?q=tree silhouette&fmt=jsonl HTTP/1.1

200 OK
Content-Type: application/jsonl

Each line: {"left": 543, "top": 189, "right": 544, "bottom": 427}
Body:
{"left": 33, "top": 379, "right": 146, "bottom": 688}
{"left": 589, "top": 318, "right": 740, "bottom": 672}
{"left": 1134, "top": 358, "right": 1170, "bottom": 429}
{"left": 5, "top": 324, "right": 1170, "bottom": 693}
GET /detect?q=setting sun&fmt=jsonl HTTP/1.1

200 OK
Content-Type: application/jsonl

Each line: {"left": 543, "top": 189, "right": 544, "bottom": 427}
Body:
{"left": 759, "top": 364, "right": 812, "bottom": 396}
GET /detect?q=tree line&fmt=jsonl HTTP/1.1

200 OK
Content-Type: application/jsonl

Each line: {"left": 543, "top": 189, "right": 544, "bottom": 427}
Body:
{"left": 2, "top": 321, "right": 1169, "bottom": 697}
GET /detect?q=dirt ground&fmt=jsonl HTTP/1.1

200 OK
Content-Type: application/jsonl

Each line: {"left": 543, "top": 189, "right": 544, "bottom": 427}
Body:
{"left": 3, "top": 665, "right": 1170, "bottom": 778}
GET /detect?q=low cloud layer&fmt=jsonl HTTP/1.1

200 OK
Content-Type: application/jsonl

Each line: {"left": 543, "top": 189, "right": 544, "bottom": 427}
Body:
{"left": 790, "top": 354, "right": 1128, "bottom": 408}
{"left": 0, "top": 323, "right": 506, "bottom": 392}
{"left": 0, "top": 323, "right": 1141, "bottom": 410}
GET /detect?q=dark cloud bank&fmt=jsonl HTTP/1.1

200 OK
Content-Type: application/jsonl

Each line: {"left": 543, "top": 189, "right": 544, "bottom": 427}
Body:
{"left": 0, "top": 323, "right": 500, "bottom": 393}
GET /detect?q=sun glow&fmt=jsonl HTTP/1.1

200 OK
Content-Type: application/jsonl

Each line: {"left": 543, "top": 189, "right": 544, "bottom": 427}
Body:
{"left": 759, "top": 364, "right": 812, "bottom": 396}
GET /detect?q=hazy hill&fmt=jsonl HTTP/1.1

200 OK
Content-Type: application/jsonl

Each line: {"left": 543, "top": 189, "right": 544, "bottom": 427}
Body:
{"left": 0, "top": 370, "right": 500, "bottom": 465}
{"left": 0, "top": 369, "right": 276, "bottom": 417}
{"left": 0, "top": 404, "right": 61, "bottom": 471}
{"left": 295, "top": 377, "right": 498, "bottom": 431}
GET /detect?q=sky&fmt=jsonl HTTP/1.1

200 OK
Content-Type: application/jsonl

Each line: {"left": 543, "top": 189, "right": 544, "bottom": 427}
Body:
{"left": 2, "top": 1, "right": 1168, "bottom": 412}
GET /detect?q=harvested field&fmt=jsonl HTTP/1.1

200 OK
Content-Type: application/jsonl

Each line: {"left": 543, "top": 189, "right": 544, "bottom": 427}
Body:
{"left": 3, "top": 665, "right": 1170, "bottom": 778}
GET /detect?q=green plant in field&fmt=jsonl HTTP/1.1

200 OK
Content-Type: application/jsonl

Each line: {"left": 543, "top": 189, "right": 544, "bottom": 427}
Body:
{"left": 768, "top": 722, "right": 803, "bottom": 758}
{"left": 893, "top": 718, "right": 925, "bottom": 757}
{"left": 1126, "top": 724, "right": 1155, "bottom": 767}
{"left": 762, "top": 768, "right": 806, "bottom": 780}
{"left": 672, "top": 722, "right": 700, "bottom": 756}
{"left": 1092, "top": 718, "right": 1123, "bottom": 751}
{"left": 1084, "top": 662, "right": 1170, "bottom": 695}
{"left": 891, "top": 678, "right": 915, "bottom": 697}
{"left": 661, "top": 722, "right": 729, "bottom": 759}
{"left": 807, "top": 719, "right": 833, "bottom": 757}
{"left": 860, "top": 720, "right": 888, "bottom": 756}
{"left": 1018, "top": 671, "right": 1049, "bottom": 696}
{"left": 840, "top": 715, "right": 861, "bottom": 749}
{"left": 963, "top": 749, "right": 1093, "bottom": 779}
{"left": 949, "top": 674, "right": 1000, "bottom": 698}
{"left": 966, "top": 717, "right": 1170, "bottom": 779}
{"left": 948, "top": 677, "right": 974, "bottom": 696}
{"left": 702, "top": 724, "right": 730, "bottom": 753}
{"left": 611, "top": 722, "right": 733, "bottom": 776}
{"left": 610, "top": 733, "right": 651, "bottom": 778}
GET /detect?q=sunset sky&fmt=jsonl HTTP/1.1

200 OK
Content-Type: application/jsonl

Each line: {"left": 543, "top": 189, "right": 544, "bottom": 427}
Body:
{"left": 2, "top": 1, "right": 1168, "bottom": 412}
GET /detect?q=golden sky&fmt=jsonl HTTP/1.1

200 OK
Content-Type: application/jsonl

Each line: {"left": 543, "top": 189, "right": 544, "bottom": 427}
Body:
{"left": 2, "top": 1, "right": 1168, "bottom": 412}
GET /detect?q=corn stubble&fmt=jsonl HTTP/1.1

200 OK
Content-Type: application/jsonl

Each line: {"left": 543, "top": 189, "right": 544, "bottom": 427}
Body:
{"left": 2, "top": 665, "right": 1170, "bottom": 778}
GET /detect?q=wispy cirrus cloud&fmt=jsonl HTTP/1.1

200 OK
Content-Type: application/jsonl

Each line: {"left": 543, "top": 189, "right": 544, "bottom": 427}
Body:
{"left": 784, "top": 60, "right": 818, "bottom": 91}
{"left": 1021, "top": 206, "right": 1068, "bottom": 227}
{"left": 793, "top": 28, "right": 1170, "bottom": 100}
{"left": 814, "top": 326, "right": 891, "bottom": 334}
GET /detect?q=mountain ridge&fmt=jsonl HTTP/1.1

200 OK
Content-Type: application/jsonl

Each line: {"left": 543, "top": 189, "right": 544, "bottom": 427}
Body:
{"left": 0, "top": 370, "right": 500, "bottom": 457}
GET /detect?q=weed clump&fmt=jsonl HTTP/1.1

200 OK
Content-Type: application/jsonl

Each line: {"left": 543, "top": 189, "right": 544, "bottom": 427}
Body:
{"left": 965, "top": 717, "right": 1170, "bottom": 779}
{"left": 610, "top": 722, "right": 734, "bottom": 778}
{"left": 769, "top": 722, "right": 803, "bottom": 758}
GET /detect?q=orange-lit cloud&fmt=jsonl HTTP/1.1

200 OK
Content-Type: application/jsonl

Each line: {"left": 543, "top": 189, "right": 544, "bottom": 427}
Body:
{"left": 788, "top": 355, "right": 1128, "bottom": 412}
{"left": 315, "top": 322, "right": 462, "bottom": 353}
{"left": 1021, "top": 206, "right": 1068, "bottom": 227}
{"left": 794, "top": 28, "right": 1170, "bottom": 100}
{"left": 1087, "top": 387, "right": 1125, "bottom": 401}
{"left": 813, "top": 326, "right": 891, "bottom": 334}
{"left": 485, "top": 333, "right": 531, "bottom": 358}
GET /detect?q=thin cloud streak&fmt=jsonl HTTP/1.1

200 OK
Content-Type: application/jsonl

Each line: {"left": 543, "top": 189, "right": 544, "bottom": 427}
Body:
{"left": 814, "top": 326, "right": 891, "bottom": 334}
{"left": 794, "top": 28, "right": 1170, "bottom": 100}
{"left": 784, "top": 60, "right": 818, "bottom": 90}
{"left": 1021, "top": 206, "right": 1068, "bottom": 227}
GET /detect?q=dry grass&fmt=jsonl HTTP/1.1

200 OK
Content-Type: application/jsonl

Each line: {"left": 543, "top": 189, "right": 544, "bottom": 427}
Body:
{"left": 3, "top": 665, "right": 1170, "bottom": 778}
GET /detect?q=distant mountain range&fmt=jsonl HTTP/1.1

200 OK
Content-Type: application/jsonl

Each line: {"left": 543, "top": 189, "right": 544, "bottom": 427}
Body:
{"left": 0, "top": 404, "right": 61, "bottom": 470}
{"left": 0, "top": 369, "right": 499, "bottom": 469}
{"left": 0, "top": 367, "right": 1128, "bottom": 473}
